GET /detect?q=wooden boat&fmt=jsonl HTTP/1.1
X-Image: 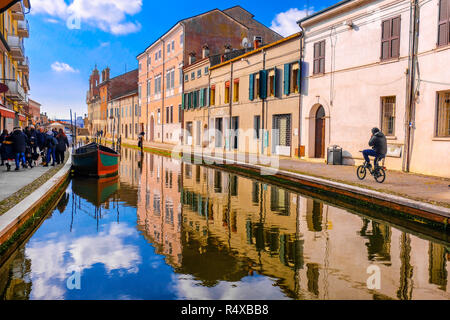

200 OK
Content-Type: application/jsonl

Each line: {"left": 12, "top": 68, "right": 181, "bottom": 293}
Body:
{"left": 72, "top": 142, "right": 119, "bottom": 178}
{"left": 72, "top": 176, "right": 119, "bottom": 206}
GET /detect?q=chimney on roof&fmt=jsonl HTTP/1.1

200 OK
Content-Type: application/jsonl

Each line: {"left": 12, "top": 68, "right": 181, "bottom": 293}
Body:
{"left": 102, "top": 67, "right": 110, "bottom": 82}
{"left": 189, "top": 52, "right": 196, "bottom": 65}
{"left": 224, "top": 44, "right": 232, "bottom": 53}
{"left": 202, "top": 44, "right": 210, "bottom": 59}
{"left": 253, "top": 36, "right": 262, "bottom": 49}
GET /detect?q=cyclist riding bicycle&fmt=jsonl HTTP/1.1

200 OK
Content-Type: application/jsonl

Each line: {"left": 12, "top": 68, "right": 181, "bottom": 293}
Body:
{"left": 362, "top": 127, "right": 387, "bottom": 170}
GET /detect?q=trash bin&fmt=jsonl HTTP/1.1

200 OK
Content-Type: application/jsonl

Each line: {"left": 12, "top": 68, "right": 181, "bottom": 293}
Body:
{"left": 327, "top": 145, "right": 342, "bottom": 165}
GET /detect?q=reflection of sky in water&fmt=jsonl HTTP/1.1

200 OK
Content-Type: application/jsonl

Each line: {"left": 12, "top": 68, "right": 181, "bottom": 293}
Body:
{"left": 19, "top": 187, "right": 288, "bottom": 300}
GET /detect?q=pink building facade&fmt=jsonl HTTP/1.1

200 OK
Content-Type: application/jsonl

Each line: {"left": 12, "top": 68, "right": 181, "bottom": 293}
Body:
{"left": 299, "top": 0, "right": 450, "bottom": 178}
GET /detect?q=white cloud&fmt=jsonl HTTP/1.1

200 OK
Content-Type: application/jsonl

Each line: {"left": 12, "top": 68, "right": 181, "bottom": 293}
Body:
{"left": 270, "top": 8, "right": 314, "bottom": 37}
{"left": 31, "top": 0, "right": 143, "bottom": 35}
{"left": 25, "top": 224, "right": 142, "bottom": 299}
{"left": 170, "top": 274, "right": 290, "bottom": 300}
{"left": 51, "top": 61, "right": 79, "bottom": 73}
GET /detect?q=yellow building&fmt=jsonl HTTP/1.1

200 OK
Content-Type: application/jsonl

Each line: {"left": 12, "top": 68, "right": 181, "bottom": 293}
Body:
{"left": 0, "top": 0, "right": 30, "bottom": 131}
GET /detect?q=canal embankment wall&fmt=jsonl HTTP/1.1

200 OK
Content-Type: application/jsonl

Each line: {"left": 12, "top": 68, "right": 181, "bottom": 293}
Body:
{"left": 0, "top": 154, "right": 72, "bottom": 265}
{"left": 103, "top": 138, "right": 450, "bottom": 233}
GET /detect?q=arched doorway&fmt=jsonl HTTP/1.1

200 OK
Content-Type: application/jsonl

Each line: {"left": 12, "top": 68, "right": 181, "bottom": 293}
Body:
{"left": 150, "top": 116, "right": 154, "bottom": 141}
{"left": 314, "top": 106, "right": 325, "bottom": 158}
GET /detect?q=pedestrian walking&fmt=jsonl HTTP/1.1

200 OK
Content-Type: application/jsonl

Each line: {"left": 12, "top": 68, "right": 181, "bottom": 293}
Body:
{"left": 138, "top": 131, "right": 145, "bottom": 151}
{"left": 0, "top": 129, "right": 7, "bottom": 166}
{"left": 55, "top": 129, "right": 69, "bottom": 164}
{"left": 44, "top": 130, "right": 57, "bottom": 167}
{"left": 10, "top": 126, "right": 28, "bottom": 171}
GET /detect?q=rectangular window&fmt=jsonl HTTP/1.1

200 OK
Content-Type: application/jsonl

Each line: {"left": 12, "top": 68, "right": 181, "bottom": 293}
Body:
{"left": 167, "top": 43, "right": 171, "bottom": 54}
{"left": 233, "top": 79, "right": 239, "bottom": 102}
{"left": 178, "top": 104, "right": 182, "bottom": 123}
{"left": 269, "top": 70, "right": 275, "bottom": 97}
{"left": 210, "top": 86, "right": 216, "bottom": 105}
{"left": 381, "top": 96, "right": 396, "bottom": 136}
{"left": 147, "top": 80, "right": 151, "bottom": 97}
{"left": 436, "top": 91, "right": 450, "bottom": 137}
{"left": 172, "top": 40, "right": 175, "bottom": 51}
{"left": 166, "top": 107, "right": 169, "bottom": 123}
{"left": 180, "top": 34, "right": 184, "bottom": 47}
{"left": 170, "top": 105, "right": 173, "bottom": 123}
{"left": 290, "top": 63, "right": 300, "bottom": 93}
{"left": 254, "top": 115, "right": 261, "bottom": 139}
{"left": 157, "top": 109, "right": 161, "bottom": 124}
{"left": 438, "top": 0, "right": 450, "bottom": 47}
{"left": 197, "top": 70, "right": 202, "bottom": 78}
{"left": 191, "top": 72, "right": 195, "bottom": 80}
{"left": 185, "top": 74, "right": 189, "bottom": 82}
{"left": 313, "top": 40, "right": 325, "bottom": 74}
{"left": 148, "top": 56, "right": 151, "bottom": 66}
{"left": 381, "top": 16, "right": 401, "bottom": 60}
{"left": 255, "top": 74, "right": 260, "bottom": 99}
{"left": 179, "top": 65, "right": 183, "bottom": 85}
{"left": 204, "top": 66, "right": 209, "bottom": 75}
{"left": 225, "top": 81, "right": 230, "bottom": 104}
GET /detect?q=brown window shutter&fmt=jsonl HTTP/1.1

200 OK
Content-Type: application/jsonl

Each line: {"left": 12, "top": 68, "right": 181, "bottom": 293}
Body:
{"left": 438, "top": 0, "right": 449, "bottom": 46}
{"left": 391, "top": 16, "right": 401, "bottom": 58}
{"left": 313, "top": 42, "right": 320, "bottom": 74}
{"left": 381, "top": 19, "right": 391, "bottom": 60}
{"left": 320, "top": 40, "right": 325, "bottom": 73}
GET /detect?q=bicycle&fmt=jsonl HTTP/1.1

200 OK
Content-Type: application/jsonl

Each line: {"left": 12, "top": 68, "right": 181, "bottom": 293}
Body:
{"left": 356, "top": 151, "right": 386, "bottom": 183}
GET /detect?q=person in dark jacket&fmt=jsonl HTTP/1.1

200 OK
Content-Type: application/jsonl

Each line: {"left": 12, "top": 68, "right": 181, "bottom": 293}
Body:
{"left": 0, "top": 129, "right": 8, "bottom": 166}
{"left": 55, "top": 129, "right": 69, "bottom": 164}
{"left": 36, "top": 127, "right": 46, "bottom": 151}
{"left": 28, "top": 126, "right": 38, "bottom": 155}
{"left": 362, "top": 127, "right": 387, "bottom": 169}
{"left": 10, "top": 127, "right": 28, "bottom": 170}
{"left": 44, "top": 130, "right": 57, "bottom": 167}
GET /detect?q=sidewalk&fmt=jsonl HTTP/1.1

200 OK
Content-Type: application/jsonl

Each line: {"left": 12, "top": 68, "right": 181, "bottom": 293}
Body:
{"left": 0, "top": 155, "right": 69, "bottom": 215}
{"left": 129, "top": 140, "right": 450, "bottom": 209}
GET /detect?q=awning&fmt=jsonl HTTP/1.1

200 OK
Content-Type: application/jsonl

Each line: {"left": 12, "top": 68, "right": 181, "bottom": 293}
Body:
{"left": 0, "top": 105, "right": 15, "bottom": 119}
{"left": 18, "top": 114, "right": 26, "bottom": 121}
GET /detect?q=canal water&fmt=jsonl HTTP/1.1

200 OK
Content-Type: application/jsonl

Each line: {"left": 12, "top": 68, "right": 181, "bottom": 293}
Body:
{"left": 0, "top": 147, "right": 449, "bottom": 300}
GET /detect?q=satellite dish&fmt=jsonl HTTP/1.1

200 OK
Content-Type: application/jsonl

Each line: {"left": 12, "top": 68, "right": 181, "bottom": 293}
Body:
{"left": 241, "top": 37, "right": 249, "bottom": 48}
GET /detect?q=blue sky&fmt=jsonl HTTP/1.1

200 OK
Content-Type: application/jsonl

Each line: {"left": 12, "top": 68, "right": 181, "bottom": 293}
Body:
{"left": 27, "top": 0, "right": 338, "bottom": 119}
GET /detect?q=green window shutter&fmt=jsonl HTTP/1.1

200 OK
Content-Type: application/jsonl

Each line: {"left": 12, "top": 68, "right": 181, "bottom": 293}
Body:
{"left": 284, "top": 63, "right": 291, "bottom": 96}
{"left": 188, "top": 92, "right": 192, "bottom": 109}
{"left": 249, "top": 73, "right": 255, "bottom": 101}
{"left": 182, "top": 93, "right": 185, "bottom": 109}
{"left": 297, "top": 61, "right": 301, "bottom": 93}
{"left": 259, "top": 70, "right": 267, "bottom": 99}
{"left": 273, "top": 67, "right": 278, "bottom": 98}
{"left": 193, "top": 91, "right": 197, "bottom": 108}
{"left": 200, "top": 88, "right": 204, "bottom": 107}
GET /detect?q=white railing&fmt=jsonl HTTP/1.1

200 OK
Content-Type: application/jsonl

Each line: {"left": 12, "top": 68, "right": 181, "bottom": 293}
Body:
{"left": 5, "top": 79, "right": 26, "bottom": 101}
{"left": 7, "top": 35, "right": 24, "bottom": 55}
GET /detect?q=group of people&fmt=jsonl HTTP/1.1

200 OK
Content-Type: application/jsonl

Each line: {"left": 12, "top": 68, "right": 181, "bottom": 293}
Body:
{"left": 0, "top": 125, "right": 69, "bottom": 171}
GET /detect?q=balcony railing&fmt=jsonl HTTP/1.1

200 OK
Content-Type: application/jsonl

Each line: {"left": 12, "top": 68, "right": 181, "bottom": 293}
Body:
{"left": 7, "top": 35, "right": 24, "bottom": 61}
{"left": 11, "top": 1, "right": 24, "bottom": 20}
{"left": 5, "top": 79, "right": 26, "bottom": 101}
{"left": 17, "top": 20, "right": 29, "bottom": 38}
{"left": 17, "top": 56, "right": 29, "bottom": 73}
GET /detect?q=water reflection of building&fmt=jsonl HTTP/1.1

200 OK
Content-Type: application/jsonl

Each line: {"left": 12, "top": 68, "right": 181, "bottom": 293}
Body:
{"left": 0, "top": 248, "right": 32, "bottom": 300}
{"left": 176, "top": 160, "right": 450, "bottom": 299}
{"left": 136, "top": 151, "right": 183, "bottom": 267}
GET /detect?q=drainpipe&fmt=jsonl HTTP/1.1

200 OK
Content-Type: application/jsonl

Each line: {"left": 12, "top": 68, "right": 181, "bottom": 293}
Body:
{"left": 297, "top": 27, "right": 305, "bottom": 158}
{"left": 261, "top": 50, "right": 266, "bottom": 155}
{"left": 228, "top": 62, "right": 233, "bottom": 153}
{"left": 403, "top": 0, "right": 419, "bottom": 172}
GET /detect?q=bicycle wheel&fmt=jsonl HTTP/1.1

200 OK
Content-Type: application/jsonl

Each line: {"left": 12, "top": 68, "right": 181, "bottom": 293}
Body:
{"left": 356, "top": 165, "right": 366, "bottom": 180}
{"left": 374, "top": 168, "right": 386, "bottom": 183}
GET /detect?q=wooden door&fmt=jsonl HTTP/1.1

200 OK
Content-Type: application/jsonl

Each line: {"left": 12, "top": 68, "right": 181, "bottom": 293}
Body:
{"left": 314, "top": 107, "right": 325, "bottom": 158}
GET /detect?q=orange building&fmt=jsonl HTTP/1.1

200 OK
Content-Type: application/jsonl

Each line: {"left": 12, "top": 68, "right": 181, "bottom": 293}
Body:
{"left": 137, "top": 6, "right": 281, "bottom": 145}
